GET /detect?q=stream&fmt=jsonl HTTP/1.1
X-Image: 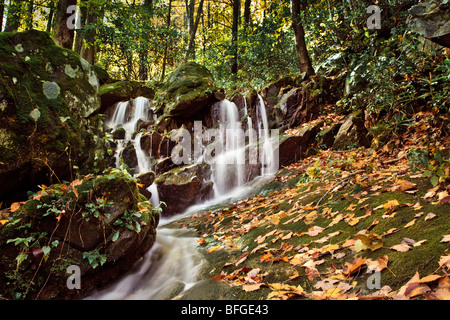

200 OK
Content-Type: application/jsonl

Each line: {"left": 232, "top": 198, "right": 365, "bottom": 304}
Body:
{"left": 87, "top": 178, "right": 270, "bottom": 300}
{"left": 87, "top": 96, "right": 276, "bottom": 300}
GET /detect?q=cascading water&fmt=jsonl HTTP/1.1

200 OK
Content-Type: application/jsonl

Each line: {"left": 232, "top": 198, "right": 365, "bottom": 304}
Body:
{"left": 257, "top": 94, "right": 278, "bottom": 176}
{"left": 90, "top": 94, "right": 278, "bottom": 300}
{"left": 211, "top": 99, "right": 246, "bottom": 195}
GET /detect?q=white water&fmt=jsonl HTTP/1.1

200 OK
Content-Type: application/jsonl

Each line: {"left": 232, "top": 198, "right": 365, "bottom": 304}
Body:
{"left": 91, "top": 95, "right": 278, "bottom": 300}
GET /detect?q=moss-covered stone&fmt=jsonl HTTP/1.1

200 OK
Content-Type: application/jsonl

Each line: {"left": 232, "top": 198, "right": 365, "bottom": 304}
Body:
{"left": 157, "top": 62, "right": 219, "bottom": 120}
{"left": 0, "top": 169, "right": 159, "bottom": 300}
{"left": 0, "top": 30, "right": 106, "bottom": 207}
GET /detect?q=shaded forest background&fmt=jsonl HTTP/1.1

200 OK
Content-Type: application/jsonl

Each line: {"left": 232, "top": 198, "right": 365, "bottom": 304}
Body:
{"left": 0, "top": 0, "right": 448, "bottom": 115}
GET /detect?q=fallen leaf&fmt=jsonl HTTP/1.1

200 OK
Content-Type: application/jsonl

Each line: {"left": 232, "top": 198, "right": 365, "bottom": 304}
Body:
{"left": 441, "top": 235, "right": 450, "bottom": 243}
{"left": 383, "top": 199, "right": 400, "bottom": 210}
{"left": 439, "top": 255, "right": 450, "bottom": 269}
{"left": 424, "top": 213, "right": 436, "bottom": 221}
{"left": 0, "top": 220, "right": 8, "bottom": 225}
{"left": 235, "top": 252, "right": 249, "bottom": 266}
{"left": 343, "top": 257, "right": 367, "bottom": 276}
{"left": 307, "top": 225, "right": 324, "bottom": 237}
{"left": 208, "top": 245, "right": 223, "bottom": 253}
{"left": 390, "top": 243, "right": 410, "bottom": 252}
{"left": 242, "top": 283, "right": 264, "bottom": 292}
{"left": 418, "top": 274, "right": 443, "bottom": 284}
{"left": 355, "top": 233, "right": 383, "bottom": 251}
{"left": 396, "top": 180, "right": 417, "bottom": 191}
{"left": 404, "top": 219, "right": 416, "bottom": 228}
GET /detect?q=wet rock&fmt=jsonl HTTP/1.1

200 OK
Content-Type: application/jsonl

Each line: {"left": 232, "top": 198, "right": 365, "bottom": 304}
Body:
{"left": 112, "top": 127, "right": 126, "bottom": 140}
{"left": 155, "top": 164, "right": 214, "bottom": 216}
{"left": 137, "top": 171, "right": 156, "bottom": 189}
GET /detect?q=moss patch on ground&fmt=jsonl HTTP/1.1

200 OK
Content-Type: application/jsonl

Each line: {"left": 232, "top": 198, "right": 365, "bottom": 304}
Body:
{"left": 169, "top": 143, "right": 450, "bottom": 300}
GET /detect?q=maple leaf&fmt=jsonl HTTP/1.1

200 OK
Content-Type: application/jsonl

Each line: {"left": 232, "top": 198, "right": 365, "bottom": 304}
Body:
{"left": 439, "top": 255, "right": 450, "bottom": 269}
{"left": 355, "top": 233, "right": 383, "bottom": 252}
{"left": 342, "top": 257, "right": 367, "bottom": 276}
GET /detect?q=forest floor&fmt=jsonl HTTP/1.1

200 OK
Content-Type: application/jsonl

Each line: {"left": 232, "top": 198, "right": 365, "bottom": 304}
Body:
{"left": 168, "top": 110, "right": 450, "bottom": 300}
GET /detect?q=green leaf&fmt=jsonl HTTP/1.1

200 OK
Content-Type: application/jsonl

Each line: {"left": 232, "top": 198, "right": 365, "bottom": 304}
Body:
{"left": 423, "top": 170, "right": 432, "bottom": 177}
{"left": 430, "top": 175, "right": 439, "bottom": 187}
{"left": 112, "top": 230, "right": 120, "bottom": 242}
{"left": 42, "top": 246, "right": 51, "bottom": 256}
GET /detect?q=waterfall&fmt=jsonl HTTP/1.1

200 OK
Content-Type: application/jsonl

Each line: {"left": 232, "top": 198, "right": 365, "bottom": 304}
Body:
{"left": 91, "top": 93, "right": 279, "bottom": 300}
{"left": 210, "top": 97, "right": 277, "bottom": 196}
{"left": 134, "top": 132, "right": 151, "bottom": 174}
{"left": 211, "top": 99, "right": 246, "bottom": 196}
{"left": 107, "top": 97, "right": 160, "bottom": 207}
{"left": 257, "top": 94, "right": 277, "bottom": 176}
{"left": 110, "top": 101, "right": 129, "bottom": 129}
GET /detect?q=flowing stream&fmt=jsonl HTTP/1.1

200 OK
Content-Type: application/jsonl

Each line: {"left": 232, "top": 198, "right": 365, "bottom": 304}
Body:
{"left": 88, "top": 96, "right": 277, "bottom": 300}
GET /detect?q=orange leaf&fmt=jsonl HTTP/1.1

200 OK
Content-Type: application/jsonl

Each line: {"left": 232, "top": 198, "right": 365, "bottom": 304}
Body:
{"left": 10, "top": 202, "right": 21, "bottom": 212}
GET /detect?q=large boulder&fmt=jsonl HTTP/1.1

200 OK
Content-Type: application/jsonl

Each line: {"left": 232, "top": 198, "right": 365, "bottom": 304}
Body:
{"left": 332, "top": 111, "right": 372, "bottom": 150}
{"left": 0, "top": 30, "right": 107, "bottom": 206}
{"left": 155, "top": 163, "right": 214, "bottom": 216}
{"left": 408, "top": 0, "right": 450, "bottom": 48}
{"left": 157, "top": 62, "right": 219, "bottom": 120}
{"left": 277, "top": 120, "right": 324, "bottom": 167}
{"left": 0, "top": 169, "right": 159, "bottom": 300}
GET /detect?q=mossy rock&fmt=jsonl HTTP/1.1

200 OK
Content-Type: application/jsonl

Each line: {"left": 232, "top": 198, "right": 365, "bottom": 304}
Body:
{"left": 332, "top": 110, "right": 372, "bottom": 150}
{"left": 0, "top": 169, "right": 159, "bottom": 300}
{"left": 155, "top": 163, "right": 214, "bottom": 216}
{"left": 0, "top": 30, "right": 106, "bottom": 207}
{"left": 157, "top": 62, "right": 219, "bottom": 120}
{"left": 99, "top": 80, "right": 155, "bottom": 112}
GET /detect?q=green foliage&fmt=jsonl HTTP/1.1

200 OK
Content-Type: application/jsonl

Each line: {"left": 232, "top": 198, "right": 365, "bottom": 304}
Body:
{"left": 83, "top": 248, "right": 107, "bottom": 269}
{"left": 406, "top": 148, "right": 450, "bottom": 187}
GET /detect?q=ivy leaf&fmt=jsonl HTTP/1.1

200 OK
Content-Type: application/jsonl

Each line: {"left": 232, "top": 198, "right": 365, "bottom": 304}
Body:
{"left": 112, "top": 230, "right": 120, "bottom": 242}
{"left": 430, "top": 175, "right": 439, "bottom": 187}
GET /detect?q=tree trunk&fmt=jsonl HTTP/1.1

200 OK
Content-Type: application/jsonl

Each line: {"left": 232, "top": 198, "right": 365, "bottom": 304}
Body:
{"left": 0, "top": 1, "right": 5, "bottom": 32}
{"left": 46, "top": 2, "right": 55, "bottom": 33}
{"left": 243, "top": 0, "right": 251, "bottom": 30}
{"left": 79, "top": 1, "right": 104, "bottom": 64}
{"left": 290, "top": 0, "right": 315, "bottom": 77}
{"left": 4, "top": 0, "right": 21, "bottom": 32}
{"left": 138, "top": 0, "right": 153, "bottom": 81}
{"left": 25, "top": 0, "right": 34, "bottom": 30}
{"left": 53, "top": 0, "right": 77, "bottom": 49}
{"left": 231, "top": 0, "right": 240, "bottom": 75}
{"left": 74, "top": 1, "right": 87, "bottom": 54}
{"left": 183, "top": 0, "right": 204, "bottom": 63}
{"left": 161, "top": 0, "right": 173, "bottom": 81}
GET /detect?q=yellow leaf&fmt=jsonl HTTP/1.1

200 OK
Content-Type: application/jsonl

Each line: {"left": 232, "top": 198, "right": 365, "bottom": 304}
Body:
{"left": 0, "top": 220, "right": 8, "bottom": 225}
{"left": 383, "top": 199, "right": 399, "bottom": 209}
{"left": 355, "top": 233, "right": 383, "bottom": 251}
{"left": 208, "top": 245, "right": 222, "bottom": 253}
{"left": 404, "top": 219, "right": 416, "bottom": 229}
